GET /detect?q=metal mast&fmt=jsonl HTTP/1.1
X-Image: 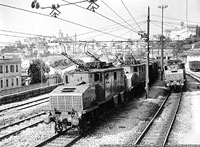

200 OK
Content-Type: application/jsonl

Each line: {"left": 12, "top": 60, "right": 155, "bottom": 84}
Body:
{"left": 145, "top": 6, "right": 150, "bottom": 98}
{"left": 158, "top": 5, "right": 168, "bottom": 80}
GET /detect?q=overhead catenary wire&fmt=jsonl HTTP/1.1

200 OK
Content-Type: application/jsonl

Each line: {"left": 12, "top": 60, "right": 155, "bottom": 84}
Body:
{"left": 0, "top": 16, "right": 145, "bottom": 41}
{"left": 0, "top": 33, "right": 28, "bottom": 38}
{"left": 62, "top": 0, "right": 139, "bottom": 34}
{"left": 112, "top": 22, "right": 146, "bottom": 40}
{"left": 69, "top": 15, "right": 146, "bottom": 39}
{"left": 152, "top": 14, "right": 200, "bottom": 25}
{"left": 0, "top": 19, "right": 146, "bottom": 42}
{"left": 100, "top": 0, "right": 138, "bottom": 32}
{"left": 0, "top": 29, "right": 48, "bottom": 38}
{"left": 151, "top": 20, "right": 184, "bottom": 30}
{"left": 120, "top": 0, "right": 143, "bottom": 31}
{"left": 40, "top": 0, "right": 87, "bottom": 9}
{"left": 82, "top": 20, "right": 146, "bottom": 40}
{"left": 151, "top": 20, "right": 184, "bottom": 26}
{"left": 0, "top": 3, "right": 129, "bottom": 40}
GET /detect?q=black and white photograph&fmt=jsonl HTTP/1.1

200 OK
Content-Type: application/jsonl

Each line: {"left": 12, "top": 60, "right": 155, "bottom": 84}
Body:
{"left": 0, "top": 0, "right": 200, "bottom": 146}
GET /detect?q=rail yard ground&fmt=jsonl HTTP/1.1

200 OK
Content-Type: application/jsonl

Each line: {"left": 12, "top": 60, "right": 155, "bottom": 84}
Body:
{"left": 72, "top": 79, "right": 170, "bottom": 147}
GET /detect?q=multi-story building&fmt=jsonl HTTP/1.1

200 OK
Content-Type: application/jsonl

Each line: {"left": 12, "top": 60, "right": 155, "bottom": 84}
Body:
{"left": 0, "top": 56, "right": 21, "bottom": 91}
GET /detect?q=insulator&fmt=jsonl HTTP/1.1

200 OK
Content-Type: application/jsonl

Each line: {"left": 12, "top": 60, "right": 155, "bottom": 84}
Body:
{"left": 31, "top": 1, "right": 35, "bottom": 8}
{"left": 52, "top": 4, "right": 56, "bottom": 9}
{"left": 36, "top": 2, "right": 40, "bottom": 9}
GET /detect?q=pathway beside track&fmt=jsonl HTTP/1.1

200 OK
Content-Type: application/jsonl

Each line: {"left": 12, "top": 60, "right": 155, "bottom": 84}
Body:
{"left": 134, "top": 91, "right": 182, "bottom": 146}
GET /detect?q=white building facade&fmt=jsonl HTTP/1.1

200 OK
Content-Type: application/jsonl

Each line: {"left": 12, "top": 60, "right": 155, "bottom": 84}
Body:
{"left": 0, "top": 57, "right": 22, "bottom": 91}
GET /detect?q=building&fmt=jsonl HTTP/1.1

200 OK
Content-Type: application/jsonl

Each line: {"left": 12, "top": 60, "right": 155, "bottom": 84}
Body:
{"left": 165, "top": 22, "right": 199, "bottom": 40}
{"left": 0, "top": 56, "right": 22, "bottom": 91}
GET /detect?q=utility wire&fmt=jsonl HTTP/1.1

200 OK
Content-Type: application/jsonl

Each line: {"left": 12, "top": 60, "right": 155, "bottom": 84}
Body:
{"left": 152, "top": 20, "right": 182, "bottom": 25}
{"left": 151, "top": 21, "right": 189, "bottom": 36}
{"left": 0, "top": 29, "right": 48, "bottom": 38}
{"left": 151, "top": 21, "right": 175, "bottom": 33}
{"left": 69, "top": 15, "right": 146, "bottom": 38}
{"left": 112, "top": 22, "right": 146, "bottom": 41}
{"left": 40, "top": 0, "right": 87, "bottom": 9}
{"left": 62, "top": 0, "right": 138, "bottom": 34}
{"left": 112, "top": 30, "right": 130, "bottom": 40}
{"left": 151, "top": 20, "right": 186, "bottom": 29}
{"left": 82, "top": 21, "right": 146, "bottom": 40}
{"left": 0, "top": 3, "right": 129, "bottom": 40}
{"left": 83, "top": 25, "right": 128, "bottom": 40}
{"left": 0, "top": 33, "right": 28, "bottom": 38}
{"left": 120, "top": 0, "right": 142, "bottom": 31}
{"left": 0, "top": 20, "right": 145, "bottom": 42}
{"left": 100, "top": 0, "right": 138, "bottom": 32}
{"left": 152, "top": 14, "right": 200, "bottom": 25}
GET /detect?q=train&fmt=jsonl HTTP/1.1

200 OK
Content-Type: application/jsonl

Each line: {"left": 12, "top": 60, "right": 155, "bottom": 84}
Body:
{"left": 44, "top": 52, "right": 159, "bottom": 134}
{"left": 189, "top": 61, "right": 200, "bottom": 72}
{"left": 164, "top": 58, "right": 186, "bottom": 92}
{"left": 187, "top": 41, "right": 200, "bottom": 72}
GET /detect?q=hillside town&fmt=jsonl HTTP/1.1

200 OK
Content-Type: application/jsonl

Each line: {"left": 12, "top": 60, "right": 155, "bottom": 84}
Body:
{"left": 0, "top": 22, "right": 200, "bottom": 91}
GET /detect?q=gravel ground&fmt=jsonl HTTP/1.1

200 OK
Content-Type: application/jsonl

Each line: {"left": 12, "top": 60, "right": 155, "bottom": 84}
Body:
{"left": 168, "top": 91, "right": 200, "bottom": 145}
{"left": 0, "top": 122, "right": 55, "bottom": 147}
{"left": 0, "top": 80, "right": 169, "bottom": 147}
{"left": 72, "top": 81, "right": 168, "bottom": 147}
{"left": 0, "top": 103, "right": 49, "bottom": 127}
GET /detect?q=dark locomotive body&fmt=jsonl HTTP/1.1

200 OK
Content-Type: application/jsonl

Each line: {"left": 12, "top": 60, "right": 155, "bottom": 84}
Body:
{"left": 46, "top": 53, "right": 159, "bottom": 134}
{"left": 47, "top": 64, "right": 126, "bottom": 133}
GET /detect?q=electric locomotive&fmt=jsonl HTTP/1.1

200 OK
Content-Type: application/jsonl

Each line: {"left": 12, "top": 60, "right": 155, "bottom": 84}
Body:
{"left": 44, "top": 52, "right": 159, "bottom": 134}
{"left": 45, "top": 52, "right": 126, "bottom": 133}
{"left": 164, "top": 58, "right": 186, "bottom": 91}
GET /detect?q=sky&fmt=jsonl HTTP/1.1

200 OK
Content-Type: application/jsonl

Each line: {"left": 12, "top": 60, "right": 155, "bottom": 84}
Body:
{"left": 0, "top": 0, "right": 200, "bottom": 45}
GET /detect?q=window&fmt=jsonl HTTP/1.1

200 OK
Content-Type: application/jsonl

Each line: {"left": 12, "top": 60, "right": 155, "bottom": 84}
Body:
{"left": 94, "top": 73, "right": 100, "bottom": 81}
{"left": 94, "top": 73, "right": 102, "bottom": 82}
{"left": 114, "top": 72, "right": 117, "bottom": 80}
{"left": 105, "top": 73, "right": 109, "bottom": 79}
{"left": 0, "top": 65, "right": 3, "bottom": 73}
{"left": 6, "top": 65, "right": 8, "bottom": 73}
{"left": 65, "top": 76, "right": 68, "bottom": 84}
{"left": 11, "top": 79, "right": 14, "bottom": 87}
{"left": 16, "top": 78, "right": 18, "bottom": 86}
{"left": 16, "top": 65, "right": 18, "bottom": 72}
{"left": 6, "top": 79, "right": 8, "bottom": 87}
{"left": 1, "top": 80, "right": 2, "bottom": 88}
{"left": 134, "top": 67, "right": 138, "bottom": 72}
{"left": 10, "top": 65, "right": 14, "bottom": 73}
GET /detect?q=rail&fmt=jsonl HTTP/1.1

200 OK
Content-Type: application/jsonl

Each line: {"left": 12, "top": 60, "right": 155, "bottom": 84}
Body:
{"left": 134, "top": 89, "right": 183, "bottom": 146}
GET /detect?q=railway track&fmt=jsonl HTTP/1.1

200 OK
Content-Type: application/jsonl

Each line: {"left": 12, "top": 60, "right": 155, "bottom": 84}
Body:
{"left": 0, "top": 119, "right": 44, "bottom": 141}
{"left": 134, "top": 90, "right": 182, "bottom": 146}
{"left": 34, "top": 128, "right": 86, "bottom": 147}
{"left": 0, "top": 96, "right": 49, "bottom": 114}
{"left": 0, "top": 112, "right": 45, "bottom": 131}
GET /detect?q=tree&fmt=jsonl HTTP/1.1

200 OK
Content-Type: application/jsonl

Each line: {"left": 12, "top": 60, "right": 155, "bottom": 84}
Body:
{"left": 28, "top": 59, "right": 50, "bottom": 84}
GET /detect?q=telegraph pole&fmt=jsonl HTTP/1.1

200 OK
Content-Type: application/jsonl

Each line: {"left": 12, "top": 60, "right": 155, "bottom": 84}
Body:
{"left": 145, "top": 6, "right": 150, "bottom": 98}
{"left": 158, "top": 5, "right": 168, "bottom": 80}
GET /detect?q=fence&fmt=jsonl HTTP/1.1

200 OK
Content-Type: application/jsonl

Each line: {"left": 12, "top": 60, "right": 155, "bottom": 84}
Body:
{"left": 0, "top": 77, "right": 63, "bottom": 96}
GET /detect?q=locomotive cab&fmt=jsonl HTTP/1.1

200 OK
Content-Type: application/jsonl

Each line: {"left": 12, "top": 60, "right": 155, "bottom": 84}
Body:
{"left": 46, "top": 65, "right": 125, "bottom": 133}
